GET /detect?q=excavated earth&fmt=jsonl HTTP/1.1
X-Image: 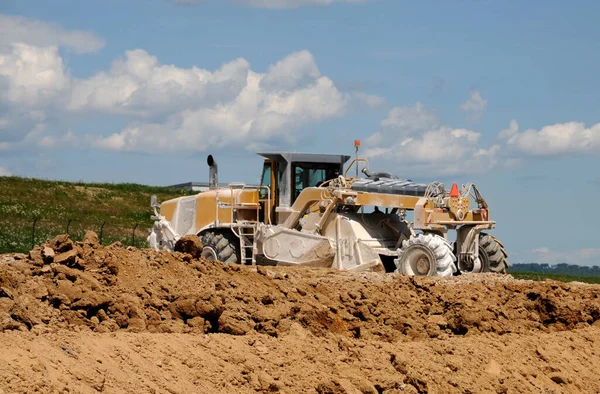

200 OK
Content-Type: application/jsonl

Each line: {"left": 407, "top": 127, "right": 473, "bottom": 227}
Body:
{"left": 1, "top": 233, "right": 600, "bottom": 393}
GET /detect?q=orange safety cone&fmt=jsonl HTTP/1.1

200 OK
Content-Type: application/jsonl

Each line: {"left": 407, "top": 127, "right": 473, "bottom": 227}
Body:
{"left": 450, "top": 182, "right": 460, "bottom": 198}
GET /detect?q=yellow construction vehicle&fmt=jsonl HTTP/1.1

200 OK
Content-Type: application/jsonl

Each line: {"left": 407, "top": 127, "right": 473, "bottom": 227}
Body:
{"left": 148, "top": 143, "right": 508, "bottom": 276}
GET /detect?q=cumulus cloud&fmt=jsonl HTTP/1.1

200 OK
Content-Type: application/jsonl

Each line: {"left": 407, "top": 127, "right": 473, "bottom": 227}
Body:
{"left": 460, "top": 90, "right": 487, "bottom": 122}
{"left": 0, "top": 31, "right": 355, "bottom": 154}
{"left": 93, "top": 51, "right": 348, "bottom": 153}
{"left": 363, "top": 102, "right": 499, "bottom": 176}
{"left": 0, "top": 43, "right": 70, "bottom": 107}
{"left": 0, "top": 166, "right": 11, "bottom": 176}
{"left": 0, "top": 13, "right": 105, "bottom": 54}
{"left": 67, "top": 49, "right": 251, "bottom": 115}
{"left": 0, "top": 42, "right": 71, "bottom": 149}
{"left": 499, "top": 119, "right": 600, "bottom": 156}
{"left": 170, "top": 0, "right": 369, "bottom": 9}
{"left": 0, "top": 13, "right": 372, "bottom": 154}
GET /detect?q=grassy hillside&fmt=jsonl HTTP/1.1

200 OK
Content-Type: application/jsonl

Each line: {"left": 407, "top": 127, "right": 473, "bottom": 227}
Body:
{"left": 0, "top": 176, "right": 194, "bottom": 254}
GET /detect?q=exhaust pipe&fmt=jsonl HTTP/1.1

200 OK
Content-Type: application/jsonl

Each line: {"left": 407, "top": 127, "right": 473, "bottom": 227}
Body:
{"left": 207, "top": 154, "right": 218, "bottom": 189}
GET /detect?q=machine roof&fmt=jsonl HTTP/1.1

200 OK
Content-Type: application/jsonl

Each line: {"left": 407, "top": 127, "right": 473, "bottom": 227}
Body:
{"left": 257, "top": 152, "right": 351, "bottom": 165}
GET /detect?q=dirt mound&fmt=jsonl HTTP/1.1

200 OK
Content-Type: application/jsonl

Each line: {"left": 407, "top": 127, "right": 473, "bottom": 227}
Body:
{"left": 1, "top": 233, "right": 599, "bottom": 339}
{"left": 1, "top": 234, "right": 600, "bottom": 393}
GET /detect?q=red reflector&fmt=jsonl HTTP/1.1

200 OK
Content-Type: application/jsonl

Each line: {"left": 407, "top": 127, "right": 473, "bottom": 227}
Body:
{"left": 450, "top": 182, "right": 459, "bottom": 198}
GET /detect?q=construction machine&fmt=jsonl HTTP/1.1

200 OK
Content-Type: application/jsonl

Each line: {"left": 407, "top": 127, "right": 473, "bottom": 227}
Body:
{"left": 147, "top": 143, "right": 508, "bottom": 276}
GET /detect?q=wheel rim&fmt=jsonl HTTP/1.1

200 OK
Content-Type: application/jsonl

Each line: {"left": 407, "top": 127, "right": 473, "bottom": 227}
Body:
{"left": 401, "top": 245, "right": 436, "bottom": 276}
{"left": 458, "top": 251, "right": 483, "bottom": 273}
{"left": 201, "top": 246, "right": 218, "bottom": 261}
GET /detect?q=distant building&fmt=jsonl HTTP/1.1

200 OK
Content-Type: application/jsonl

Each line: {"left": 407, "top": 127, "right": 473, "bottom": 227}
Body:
{"left": 168, "top": 182, "right": 258, "bottom": 192}
{"left": 167, "top": 182, "right": 225, "bottom": 192}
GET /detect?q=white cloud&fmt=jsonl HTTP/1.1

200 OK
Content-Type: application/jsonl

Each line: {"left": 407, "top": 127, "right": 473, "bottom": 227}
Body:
{"left": 0, "top": 13, "right": 358, "bottom": 155}
{"left": 460, "top": 90, "right": 487, "bottom": 122}
{"left": 0, "top": 42, "right": 70, "bottom": 150}
{"left": 499, "top": 120, "right": 600, "bottom": 156}
{"left": 93, "top": 52, "right": 348, "bottom": 153}
{"left": 67, "top": 49, "right": 250, "bottom": 115}
{"left": 0, "top": 122, "right": 77, "bottom": 152}
{"left": 0, "top": 14, "right": 392, "bottom": 158}
{"left": 379, "top": 102, "right": 438, "bottom": 133}
{"left": 498, "top": 119, "right": 519, "bottom": 140}
{"left": 0, "top": 166, "right": 11, "bottom": 176}
{"left": 0, "top": 13, "right": 105, "bottom": 54}
{"left": 0, "top": 43, "right": 70, "bottom": 107}
{"left": 171, "top": 0, "right": 370, "bottom": 9}
{"left": 363, "top": 103, "right": 499, "bottom": 176}
{"left": 349, "top": 92, "right": 385, "bottom": 108}
{"left": 532, "top": 247, "right": 549, "bottom": 253}
{"left": 260, "top": 50, "right": 320, "bottom": 91}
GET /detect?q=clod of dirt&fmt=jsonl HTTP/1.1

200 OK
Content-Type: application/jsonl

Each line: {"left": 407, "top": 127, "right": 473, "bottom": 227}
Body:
{"left": 82, "top": 230, "right": 99, "bottom": 246}
{"left": 46, "top": 234, "right": 74, "bottom": 253}
{"left": 174, "top": 235, "right": 203, "bottom": 259}
{"left": 41, "top": 246, "right": 55, "bottom": 264}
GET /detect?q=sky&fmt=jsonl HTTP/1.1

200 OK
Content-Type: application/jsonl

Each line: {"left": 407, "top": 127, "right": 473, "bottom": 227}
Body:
{"left": 1, "top": 0, "right": 600, "bottom": 266}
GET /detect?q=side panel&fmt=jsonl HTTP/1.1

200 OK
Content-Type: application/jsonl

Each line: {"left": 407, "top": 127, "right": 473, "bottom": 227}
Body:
{"left": 192, "top": 188, "right": 261, "bottom": 234}
{"left": 160, "top": 188, "right": 262, "bottom": 236}
{"left": 160, "top": 196, "right": 196, "bottom": 236}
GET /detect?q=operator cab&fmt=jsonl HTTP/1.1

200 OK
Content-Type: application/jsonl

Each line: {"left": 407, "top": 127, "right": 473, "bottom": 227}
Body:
{"left": 257, "top": 152, "right": 350, "bottom": 224}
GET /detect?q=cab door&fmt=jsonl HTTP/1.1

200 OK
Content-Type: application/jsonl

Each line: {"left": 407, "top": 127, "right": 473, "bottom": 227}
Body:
{"left": 259, "top": 159, "right": 278, "bottom": 224}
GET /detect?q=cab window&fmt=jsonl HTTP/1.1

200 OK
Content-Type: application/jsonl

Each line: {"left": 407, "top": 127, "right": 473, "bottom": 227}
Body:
{"left": 259, "top": 162, "right": 272, "bottom": 199}
{"left": 292, "top": 163, "right": 339, "bottom": 201}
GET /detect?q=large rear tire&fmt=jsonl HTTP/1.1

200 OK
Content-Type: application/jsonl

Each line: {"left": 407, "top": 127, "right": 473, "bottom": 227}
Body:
{"left": 479, "top": 233, "right": 508, "bottom": 273}
{"left": 395, "top": 233, "right": 457, "bottom": 277}
{"left": 199, "top": 231, "right": 240, "bottom": 264}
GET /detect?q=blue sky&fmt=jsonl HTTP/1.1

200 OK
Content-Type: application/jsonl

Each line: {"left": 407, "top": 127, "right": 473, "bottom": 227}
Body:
{"left": 1, "top": 0, "right": 600, "bottom": 266}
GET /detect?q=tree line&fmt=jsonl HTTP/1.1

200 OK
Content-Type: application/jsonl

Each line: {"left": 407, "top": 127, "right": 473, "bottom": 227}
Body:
{"left": 509, "top": 263, "right": 600, "bottom": 278}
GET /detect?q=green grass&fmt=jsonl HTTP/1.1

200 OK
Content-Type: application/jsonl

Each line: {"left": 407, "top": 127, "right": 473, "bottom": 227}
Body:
{"left": 510, "top": 272, "right": 600, "bottom": 284}
{"left": 0, "top": 175, "right": 195, "bottom": 253}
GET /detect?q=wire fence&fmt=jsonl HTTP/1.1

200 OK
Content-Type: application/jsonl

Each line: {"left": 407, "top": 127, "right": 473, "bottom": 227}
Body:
{"left": 0, "top": 215, "right": 150, "bottom": 254}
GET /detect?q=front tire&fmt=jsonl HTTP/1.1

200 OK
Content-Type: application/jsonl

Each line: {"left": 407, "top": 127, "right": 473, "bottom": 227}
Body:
{"left": 479, "top": 233, "right": 508, "bottom": 273}
{"left": 395, "top": 233, "right": 457, "bottom": 277}
{"left": 199, "top": 231, "right": 240, "bottom": 264}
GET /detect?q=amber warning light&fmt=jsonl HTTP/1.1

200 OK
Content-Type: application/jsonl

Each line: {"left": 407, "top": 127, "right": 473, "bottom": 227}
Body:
{"left": 354, "top": 139, "right": 360, "bottom": 147}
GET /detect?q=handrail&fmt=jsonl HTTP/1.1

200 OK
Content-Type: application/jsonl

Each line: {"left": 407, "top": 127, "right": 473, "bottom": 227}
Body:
{"left": 343, "top": 157, "right": 369, "bottom": 178}
{"left": 218, "top": 184, "right": 271, "bottom": 226}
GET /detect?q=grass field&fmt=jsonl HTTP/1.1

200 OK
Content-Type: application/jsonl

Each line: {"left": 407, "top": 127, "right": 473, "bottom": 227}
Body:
{"left": 509, "top": 272, "right": 600, "bottom": 284}
{"left": 0, "top": 176, "right": 194, "bottom": 254}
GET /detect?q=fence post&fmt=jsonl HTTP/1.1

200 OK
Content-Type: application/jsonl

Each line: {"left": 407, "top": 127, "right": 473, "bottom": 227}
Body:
{"left": 131, "top": 223, "right": 139, "bottom": 248}
{"left": 66, "top": 219, "right": 72, "bottom": 234}
{"left": 31, "top": 216, "right": 39, "bottom": 249}
{"left": 99, "top": 221, "right": 106, "bottom": 245}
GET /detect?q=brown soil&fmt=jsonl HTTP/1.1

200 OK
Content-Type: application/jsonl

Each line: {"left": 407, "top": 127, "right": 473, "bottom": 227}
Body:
{"left": 1, "top": 234, "right": 600, "bottom": 393}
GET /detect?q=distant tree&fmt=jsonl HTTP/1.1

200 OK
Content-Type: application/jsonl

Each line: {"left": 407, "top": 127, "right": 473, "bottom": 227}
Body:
{"left": 509, "top": 262, "right": 600, "bottom": 277}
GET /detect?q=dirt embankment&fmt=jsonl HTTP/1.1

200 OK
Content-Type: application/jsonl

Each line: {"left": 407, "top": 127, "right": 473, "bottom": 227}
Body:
{"left": 1, "top": 234, "right": 600, "bottom": 393}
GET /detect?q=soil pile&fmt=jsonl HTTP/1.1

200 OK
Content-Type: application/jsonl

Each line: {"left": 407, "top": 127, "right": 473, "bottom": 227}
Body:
{"left": 1, "top": 233, "right": 600, "bottom": 393}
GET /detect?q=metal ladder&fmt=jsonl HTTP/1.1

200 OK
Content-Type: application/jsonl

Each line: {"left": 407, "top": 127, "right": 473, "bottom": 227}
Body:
{"left": 237, "top": 222, "right": 257, "bottom": 265}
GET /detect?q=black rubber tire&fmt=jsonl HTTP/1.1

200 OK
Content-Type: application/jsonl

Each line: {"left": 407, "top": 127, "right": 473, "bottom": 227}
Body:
{"left": 199, "top": 231, "right": 240, "bottom": 264}
{"left": 479, "top": 233, "right": 508, "bottom": 273}
{"left": 395, "top": 233, "right": 457, "bottom": 277}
